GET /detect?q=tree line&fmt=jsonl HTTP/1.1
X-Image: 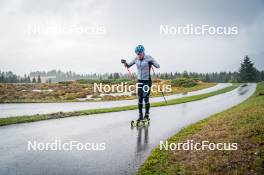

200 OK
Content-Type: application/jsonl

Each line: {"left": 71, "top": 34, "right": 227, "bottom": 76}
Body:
{"left": 0, "top": 72, "right": 41, "bottom": 83}
{"left": 0, "top": 55, "right": 263, "bottom": 83}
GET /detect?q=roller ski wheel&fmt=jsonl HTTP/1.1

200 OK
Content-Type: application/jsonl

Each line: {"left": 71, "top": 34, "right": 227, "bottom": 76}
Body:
{"left": 131, "top": 119, "right": 150, "bottom": 128}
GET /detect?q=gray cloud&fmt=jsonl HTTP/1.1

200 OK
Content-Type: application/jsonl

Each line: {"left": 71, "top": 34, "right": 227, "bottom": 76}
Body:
{"left": 0, "top": 0, "right": 263, "bottom": 75}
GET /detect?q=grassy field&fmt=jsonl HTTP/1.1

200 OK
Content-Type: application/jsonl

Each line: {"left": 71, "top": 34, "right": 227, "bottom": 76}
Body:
{"left": 0, "top": 80, "right": 216, "bottom": 103}
{"left": 137, "top": 82, "right": 264, "bottom": 175}
{"left": 0, "top": 85, "right": 237, "bottom": 126}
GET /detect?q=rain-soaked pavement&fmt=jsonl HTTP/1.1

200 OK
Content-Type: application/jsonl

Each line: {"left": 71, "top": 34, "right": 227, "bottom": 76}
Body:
{"left": 0, "top": 83, "right": 231, "bottom": 118}
{"left": 0, "top": 84, "right": 255, "bottom": 175}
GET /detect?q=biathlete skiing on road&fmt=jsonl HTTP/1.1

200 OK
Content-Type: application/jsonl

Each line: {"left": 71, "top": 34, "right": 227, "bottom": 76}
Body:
{"left": 121, "top": 45, "right": 160, "bottom": 122}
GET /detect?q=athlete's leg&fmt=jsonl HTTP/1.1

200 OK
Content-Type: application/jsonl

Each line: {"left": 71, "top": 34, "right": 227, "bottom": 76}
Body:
{"left": 144, "top": 97, "right": 150, "bottom": 113}
{"left": 137, "top": 82, "right": 144, "bottom": 120}
{"left": 138, "top": 96, "right": 143, "bottom": 119}
{"left": 143, "top": 81, "right": 151, "bottom": 119}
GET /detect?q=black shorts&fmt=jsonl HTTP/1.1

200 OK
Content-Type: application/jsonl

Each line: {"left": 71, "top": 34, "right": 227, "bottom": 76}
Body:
{"left": 137, "top": 80, "right": 152, "bottom": 98}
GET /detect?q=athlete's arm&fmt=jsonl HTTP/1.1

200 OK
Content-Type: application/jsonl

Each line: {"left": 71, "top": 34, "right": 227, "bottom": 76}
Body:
{"left": 149, "top": 56, "right": 160, "bottom": 68}
{"left": 126, "top": 58, "right": 136, "bottom": 68}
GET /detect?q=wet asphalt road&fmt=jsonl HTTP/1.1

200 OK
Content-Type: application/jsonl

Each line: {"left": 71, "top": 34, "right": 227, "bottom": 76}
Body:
{"left": 0, "top": 83, "right": 231, "bottom": 118}
{"left": 0, "top": 83, "right": 255, "bottom": 175}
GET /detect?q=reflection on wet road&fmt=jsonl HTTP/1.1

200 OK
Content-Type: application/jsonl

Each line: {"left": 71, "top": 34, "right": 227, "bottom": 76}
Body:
{"left": 0, "top": 84, "right": 255, "bottom": 175}
{"left": 135, "top": 126, "right": 149, "bottom": 153}
{"left": 0, "top": 83, "right": 231, "bottom": 117}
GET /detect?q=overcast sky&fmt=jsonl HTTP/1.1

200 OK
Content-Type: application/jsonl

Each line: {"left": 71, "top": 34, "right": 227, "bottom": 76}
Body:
{"left": 0, "top": 0, "right": 263, "bottom": 75}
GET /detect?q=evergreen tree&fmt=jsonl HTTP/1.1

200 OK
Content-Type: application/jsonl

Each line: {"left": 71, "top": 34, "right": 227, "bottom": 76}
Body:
{"left": 182, "top": 70, "right": 189, "bottom": 78}
{"left": 37, "top": 75, "right": 41, "bottom": 83}
{"left": 108, "top": 74, "right": 113, "bottom": 79}
{"left": 239, "top": 55, "right": 257, "bottom": 82}
{"left": 205, "top": 73, "right": 210, "bottom": 82}
{"left": 32, "top": 77, "right": 36, "bottom": 83}
{"left": 113, "top": 72, "right": 120, "bottom": 79}
{"left": 0, "top": 72, "right": 4, "bottom": 83}
{"left": 27, "top": 76, "right": 31, "bottom": 83}
{"left": 260, "top": 71, "right": 264, "bottom": 81}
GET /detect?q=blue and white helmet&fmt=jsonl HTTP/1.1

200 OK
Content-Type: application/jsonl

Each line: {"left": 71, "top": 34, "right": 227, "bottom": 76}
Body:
{"left": 135, "top": 45, "right": 145, "bottom": 54}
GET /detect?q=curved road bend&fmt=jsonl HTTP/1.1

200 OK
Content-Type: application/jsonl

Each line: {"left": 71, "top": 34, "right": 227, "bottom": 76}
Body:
{"left": 0, "top": 84, "right": 255, "bottom": 175}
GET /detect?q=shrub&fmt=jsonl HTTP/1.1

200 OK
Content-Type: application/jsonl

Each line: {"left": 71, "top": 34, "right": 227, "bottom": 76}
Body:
{"left": 171, "top": 78, "right": 197, "bottom": 87}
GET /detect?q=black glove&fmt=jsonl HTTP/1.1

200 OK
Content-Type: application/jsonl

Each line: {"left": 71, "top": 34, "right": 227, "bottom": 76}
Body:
{"left": 121, "top": 59, "right": 127, "bottom": 64}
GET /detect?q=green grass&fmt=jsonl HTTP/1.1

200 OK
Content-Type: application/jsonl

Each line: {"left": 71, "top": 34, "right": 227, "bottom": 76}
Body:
{"left": 0, "top": 85, "right": 237, "bottom": 127}
{"left": 137, "top": 82, "right": 264, "bottom": 175}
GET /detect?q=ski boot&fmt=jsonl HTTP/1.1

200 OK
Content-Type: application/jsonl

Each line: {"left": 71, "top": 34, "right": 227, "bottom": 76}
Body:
{"left": 136, "top": 113, "right": 144, "bottom": 126}
{"left": 137, "top": 113, "right": 143, "bottom": 121}
{"left": 144, "top": 113, "right": 150, "bottom": 121}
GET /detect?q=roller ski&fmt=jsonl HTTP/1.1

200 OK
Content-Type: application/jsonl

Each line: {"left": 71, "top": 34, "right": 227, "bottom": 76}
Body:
{"left": 131, "top": 114, "right": 150, "bottom": 127}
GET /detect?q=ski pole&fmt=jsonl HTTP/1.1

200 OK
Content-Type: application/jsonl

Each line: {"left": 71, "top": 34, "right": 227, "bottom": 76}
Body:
{"left": 151, "top": 66, "right": 167, "bottom": 104}
{"left": 126, "top": 67, "right": 132, "bottom": 77}
{"left": 161, "top": 91, "right": 167, "bottom": 104}
{"left": 151, "top": 66, "right": 155, "bottom": 75}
